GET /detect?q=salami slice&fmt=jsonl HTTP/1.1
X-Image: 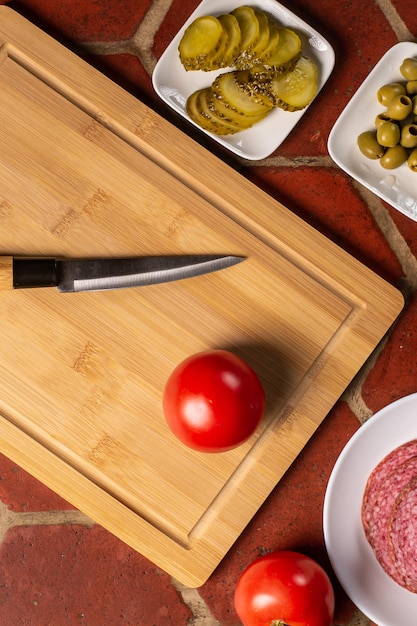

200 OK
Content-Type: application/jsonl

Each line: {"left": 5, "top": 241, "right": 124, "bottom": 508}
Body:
{"left": 364, "top": 455, "right": 417, "bottom": 585}
{"left": 361, "top": 439, "right": 417, "bottom": 592}
{"left": 389, "top": 476, "right": 417, "bottom": 593}
{"left": 362, "top": 439, "right": 417, "bottom": 535}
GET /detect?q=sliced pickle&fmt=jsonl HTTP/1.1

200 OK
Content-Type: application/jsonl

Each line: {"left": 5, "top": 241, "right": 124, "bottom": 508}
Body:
{"left": 247, "top": 63, "right": 274, "bottom": 82}
{"left": 234, "top": 70, "right": 275, "bottom": 107}
{"left": 186, "top": 89, "right": 204, "bottom": 122}
{"left": 212, "top": 71, "right": 274, "bottom": 115}
{"left": 206, "top": 89, "right": 268, "bottom": 127}
{"left": 231, "top": 6, "right": 260, "bottom": 52}
{"left": 264, "top": 27, "right": 302, "bottom": 73}
{"left": 201, "top": 89, "right": 266, "bottom": 130}
{"left": 270, "top": 56, "right": 318, "bottom": 111}
{"left": 257, "top": 19, "right": 280, "bottom": 63}
{"left": 234, "top": 70, "right": 275, "bottom": 106}
{"left": 218, "top": 13, "right": 242, "bottom": 67}
{"left": 207, "top": 25, "right": 230, "bottom": 70}
{"left": 197, "top": 89, "right": 244, "bottom": 133}
{"left": 187, "top": 88, "right": 240, "bottom": 134}
{"left": 179, "top": 16, "right": 226, "bottom": 71}
{"left": 252, "top": 11, "right": 271, "bottom": 54}
{"left": 186, "top": 87, "right": 267, "bottom": 135}
{"left": 234, "top": 10, "right": 271, "bottom": 69}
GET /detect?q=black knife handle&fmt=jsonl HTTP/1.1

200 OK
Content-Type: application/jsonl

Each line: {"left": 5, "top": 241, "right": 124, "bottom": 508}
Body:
{"left": 0, "top": 256, "right": 57, "bottom": 289}
{"left": 12, "top": 257, "right": 58, "bottom": 289}
{"left": 0, "top": 256, "right": 57, "bottom": 291}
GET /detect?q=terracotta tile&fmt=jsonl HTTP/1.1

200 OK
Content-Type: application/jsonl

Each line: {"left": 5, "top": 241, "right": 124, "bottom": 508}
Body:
{"left": 362, "top": 289, "right": 417, "bottom": 412}
{"left": 385, "top": 204, "right": 417, "bottom": 260}
{"left": 8, "top": 0, "right": 151, "bottom": 42}
{"left": 391, "top": 0, "right": 417, "bottom": 33}
{"left": 0, "top": 524, "right": 190, "bottom": 625}
{"left": 0, "top": 454, "right": 74, "bottom": 512}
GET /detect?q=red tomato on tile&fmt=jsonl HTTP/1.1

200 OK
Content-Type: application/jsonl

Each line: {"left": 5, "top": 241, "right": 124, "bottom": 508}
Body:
{"left": 234, "top": 551, "right": 335, "bottom": 626}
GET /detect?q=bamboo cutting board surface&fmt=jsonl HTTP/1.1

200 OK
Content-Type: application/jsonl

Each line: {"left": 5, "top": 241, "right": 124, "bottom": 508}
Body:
{"left": 0, "top": 7, "right": 403, "bottom": 586}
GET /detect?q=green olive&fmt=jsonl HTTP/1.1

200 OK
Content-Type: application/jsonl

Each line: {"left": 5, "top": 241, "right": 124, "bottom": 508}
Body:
{"left": 400, "top": 124, "right": 417, "bottom": 148}
{"left": 386, "top": 94, "right": 413, "bottom": 120}
{"left": 357, "top": 131, "right": 385, "bottom": 159}
{"left": 377, "top": 82, "right": 406, "bottom": 106}
{"left": 374, "top": 113, "right": 394, "bottom": 129}
{"left": 376, "top": 121, "right": 401, "bottom": 147}
{"left": 408, "top": 147, "right": 417, "bottom": 172}
{"left": 406, "top": 80, "right": 417, "bottom": 96}
{"left": 413, "top": 95, "right": 417, "bottom": 115}
{"left": 380, "top": 144, "right": 408, "bottom": 169}
{"left": 400, "top": 58, "right": 417, "bottom": 81}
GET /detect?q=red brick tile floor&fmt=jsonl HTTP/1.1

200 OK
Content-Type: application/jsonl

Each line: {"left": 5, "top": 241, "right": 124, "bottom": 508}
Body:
{"left": 0, "top": 0, "right": 416, "bottom": 624}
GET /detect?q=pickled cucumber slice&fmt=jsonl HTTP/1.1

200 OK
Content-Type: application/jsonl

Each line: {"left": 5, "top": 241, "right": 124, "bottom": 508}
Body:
{"left": 218, "top": 13, "right": 242, "bottom": 67}
{"left": 179, "top": 16, "right": 226, "bottom": 71}
{"left": 212, "top": 70, "right": 274, "bottom": 115}
{"left": 265, "top": 27, "right": 302, "bottom": 72}
{"left": 201, "top": 88, "right": 267, "bottom": 130}
{"left": 206, "top": 89, "right": 268, "bottom": 127}
{"left": 270, "top": 56, "right": 318, "bottom": 111}
{"left": 251, "top": 12, "right": 272, "bottom": 56}
{"left": 257, "top": 19, "right": 280, "bottom": 63}
{"left": 231, "top": 6, "right": 260, "bottom": 51}
{"left": 207, "top": 25, "right": 230, "bottom": 70}
{"left": 234, "top": 10, "right": 271, "bottom": 69}
{"left": 234, "top": 70, "right": 276, "bottom": 106}
{"left": 187, "top": 88, "right": 240, "bottom": 134}
{"left": 186, "top": 87, "right": 267, "bottom": 135}
{"left": 235, "top": 73, "right": 275, "bottom": 106}
{"left": 186, "top": 89, "right": 203, "bottom": 120}
{"left": 197, "top": 89, "right": 244, "bottom": 133}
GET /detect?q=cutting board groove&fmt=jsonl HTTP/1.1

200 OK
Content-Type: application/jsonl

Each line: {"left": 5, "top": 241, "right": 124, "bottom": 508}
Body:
{"left": 0, "top": 7, "right": 403, "bottom": 586}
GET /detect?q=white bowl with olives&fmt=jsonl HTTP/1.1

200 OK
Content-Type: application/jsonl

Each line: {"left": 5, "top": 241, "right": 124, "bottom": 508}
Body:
{"left": 328, "top": 42, "right": 417, "bottom": 221}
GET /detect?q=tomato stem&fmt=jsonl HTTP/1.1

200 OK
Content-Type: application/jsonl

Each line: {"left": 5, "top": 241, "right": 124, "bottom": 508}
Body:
{"left": 270, "top": 622, "right": 288, "bottom": 626}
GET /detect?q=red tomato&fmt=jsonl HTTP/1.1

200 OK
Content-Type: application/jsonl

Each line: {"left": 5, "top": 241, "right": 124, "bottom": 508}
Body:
{"left": 162, "top": 350, "right": 265, "bottom": 453}
{"left": 234, "top": 551, "right": 335, "bottom": 626}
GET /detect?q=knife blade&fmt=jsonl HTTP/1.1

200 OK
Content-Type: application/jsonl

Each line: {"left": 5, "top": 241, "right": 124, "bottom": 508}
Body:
{"left": 0, "top": 255, "right": 244, "bottom": 293}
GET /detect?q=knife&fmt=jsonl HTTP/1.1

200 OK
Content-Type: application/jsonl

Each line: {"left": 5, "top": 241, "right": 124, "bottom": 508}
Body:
{"left": 0, "top": 254, "right": 244, "bottom": 293}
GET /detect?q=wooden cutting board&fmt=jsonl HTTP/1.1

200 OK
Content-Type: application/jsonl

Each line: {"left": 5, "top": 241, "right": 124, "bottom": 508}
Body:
{"left": 0, "top": 7, "right": 403, "bottom": 586}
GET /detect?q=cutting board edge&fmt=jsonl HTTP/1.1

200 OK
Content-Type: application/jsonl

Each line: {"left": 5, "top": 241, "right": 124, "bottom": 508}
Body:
{"left": 0, "top": 413, "right": 222, "bottom": 587}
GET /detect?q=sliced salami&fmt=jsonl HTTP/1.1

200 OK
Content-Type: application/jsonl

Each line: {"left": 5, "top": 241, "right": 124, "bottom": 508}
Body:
{"left": 364, "top": 455, "right": 417, "bottom": 585}
{"left": 389, "top": 476, "right": 417, "bottom": 593}
{"left": 361, "top": 439, "right": 417, "bottom": 593}
{"left": 362, "top": 439, "right": 417, "bottom": 535}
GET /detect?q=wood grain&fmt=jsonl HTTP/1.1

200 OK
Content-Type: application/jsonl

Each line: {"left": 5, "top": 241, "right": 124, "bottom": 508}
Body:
{"left": 0, "top": 256, "right": 12, "bottom": 290}
{"left": 0, "top": 6, "right": 404, "bottom": 586}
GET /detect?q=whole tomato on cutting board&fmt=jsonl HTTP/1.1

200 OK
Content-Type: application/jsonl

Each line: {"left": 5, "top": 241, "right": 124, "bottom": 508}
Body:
{"left": 162, "top": 349, "right": 265, "bottom": 453}
{"left": 234, "top": 551, "right": 335, "bottom": 626}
